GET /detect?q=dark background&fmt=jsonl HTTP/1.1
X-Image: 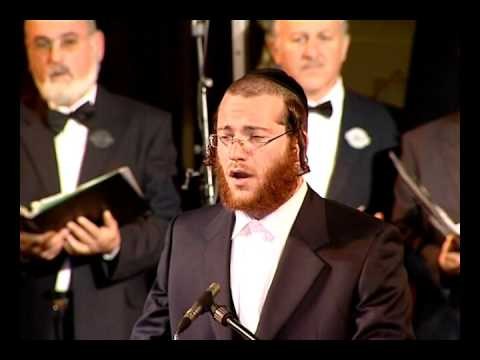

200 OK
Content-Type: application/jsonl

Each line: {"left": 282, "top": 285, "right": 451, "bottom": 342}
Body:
{"left": 19, "top": 19, "right": 460, "bottom": 210}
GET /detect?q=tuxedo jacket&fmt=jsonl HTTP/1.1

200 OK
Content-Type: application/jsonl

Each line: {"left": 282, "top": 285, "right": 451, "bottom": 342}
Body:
{"left": 326, "top": 91, "right": 398, "bottom": 215}
{"left": 20, "top": 87, "right": 181, "bottom": 339}
{"left": 131, "top": 188, "right": 413, "bottom": 340}
{"left": 392, "top": 113, "right": 460, "bottom": 298}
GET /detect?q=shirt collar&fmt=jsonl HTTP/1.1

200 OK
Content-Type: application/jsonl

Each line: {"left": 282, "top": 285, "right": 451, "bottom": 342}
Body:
{"left": 232, "top": 180, "right": 308, "bottom": 241}
{"left": 49, "top": 84, "right": 98, "bottom": 114}
{"left": 308, "top": 77, "right": 345, "bottom": 117}
{"left": 231, "top": 210, "right": 252, "bottom": 239}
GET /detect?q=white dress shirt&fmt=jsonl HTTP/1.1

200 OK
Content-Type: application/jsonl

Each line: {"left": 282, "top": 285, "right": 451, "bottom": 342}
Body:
{"left": 303, "top": 78, "right": 345, "bottom": 197}
{"left": 51, "top": 85, "right": 96, "bottom": 293}
{"left": 230, "top": 181, "right": 308, "bottom": 333}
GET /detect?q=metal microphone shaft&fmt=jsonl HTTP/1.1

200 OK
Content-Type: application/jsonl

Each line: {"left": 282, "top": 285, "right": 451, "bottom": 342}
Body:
{"left": 210, "top": 303, "right": 257, "bottom": 340}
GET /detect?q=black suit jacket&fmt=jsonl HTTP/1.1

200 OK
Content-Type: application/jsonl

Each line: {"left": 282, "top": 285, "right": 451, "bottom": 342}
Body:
{"left": 20, "top": 87, "right": 181, "bottom": 339}
{"left": 131, "top": 188, "right": 413, "bottom": 340}
{"left": 326, "top": 91, "right": 398, "bottom": 216}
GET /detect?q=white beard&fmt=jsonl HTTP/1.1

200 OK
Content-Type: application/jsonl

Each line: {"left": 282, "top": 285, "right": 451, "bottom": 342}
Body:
{"left": 33, "top": 62, "right": 100, "bottom": 107}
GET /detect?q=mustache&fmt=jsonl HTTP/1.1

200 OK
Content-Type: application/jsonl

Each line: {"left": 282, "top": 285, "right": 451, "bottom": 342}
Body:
{"left": 48, "top": 64, "right": 71, "bottom": 78}
{"left": 300, "top": 61, "right": 323, "bottom": 71}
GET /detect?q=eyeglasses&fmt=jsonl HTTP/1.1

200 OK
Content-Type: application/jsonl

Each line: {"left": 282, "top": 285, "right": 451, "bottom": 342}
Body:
{"left": 209, "top": 130, "right": 293, "bottom": 152}
{"left": 28, "top": 32, "right": 95, "bottom": 54}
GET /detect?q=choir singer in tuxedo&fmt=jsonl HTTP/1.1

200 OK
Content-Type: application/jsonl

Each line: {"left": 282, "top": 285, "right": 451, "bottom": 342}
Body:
{"left": 264, "top": 20, "right": 398, "bottom": 219}
{"left": 20, "top": 20, "right": 181, "bottom": 339}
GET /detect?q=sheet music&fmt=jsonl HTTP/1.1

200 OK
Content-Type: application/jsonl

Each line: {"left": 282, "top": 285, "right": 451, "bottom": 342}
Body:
{"left": 389, "top": 151, "right": 460, "bottom": 238}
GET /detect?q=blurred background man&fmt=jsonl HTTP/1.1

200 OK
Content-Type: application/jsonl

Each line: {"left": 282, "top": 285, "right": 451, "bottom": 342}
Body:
{"left": 265, "top": 20, "right": 398, "bottom": 218}
{"left": 20, "top": 20, "right": 181, "bottom": 339}
{"left": 392, "top": 111, "right": 460, "bottom": 339}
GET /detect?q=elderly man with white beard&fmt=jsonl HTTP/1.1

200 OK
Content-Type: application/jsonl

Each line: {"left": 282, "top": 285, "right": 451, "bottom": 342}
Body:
{"left": 20, "top": 20, "right": 180, "bottom": 339}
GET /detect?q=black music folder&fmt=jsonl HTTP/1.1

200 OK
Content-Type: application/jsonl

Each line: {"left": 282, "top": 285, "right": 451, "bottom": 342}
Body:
{"left": 20, "top": 167, "right": 149, "bottom": 233}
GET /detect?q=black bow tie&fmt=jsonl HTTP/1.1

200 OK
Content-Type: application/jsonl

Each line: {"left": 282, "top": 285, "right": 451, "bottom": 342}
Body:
{"left": 47, "top": 102, "right": 95, "bottom": 135}
{"left": 308, "top": 101, "right": 333, "bottom": 118}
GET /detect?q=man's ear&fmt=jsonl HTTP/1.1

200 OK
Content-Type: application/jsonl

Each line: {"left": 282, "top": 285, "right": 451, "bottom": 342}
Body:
{"left": 93, "top": 30, "right": 106, "bottom": 63}
{"left": 266, "top": 21, "right": 282, "bottom": 66}
{"left": 267, "top": 35, "right": 281, "bottom": 65}
{"left": 341, "top": 33, "right": 351, "bottom": 64}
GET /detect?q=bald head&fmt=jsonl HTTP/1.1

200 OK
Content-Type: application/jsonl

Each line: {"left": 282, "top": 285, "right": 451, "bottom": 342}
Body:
{"left": 25, "top": 20, "right": 97, "bottom": 34}
{"left": 260, "top": 20, "right": 349, "bottom": 39}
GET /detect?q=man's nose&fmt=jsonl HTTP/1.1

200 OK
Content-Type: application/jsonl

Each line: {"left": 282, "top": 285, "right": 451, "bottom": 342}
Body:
{"left": 48, "top": 43, "right": 63, "bottom": 63}
{"left": 303, "top": 39, "right": 320, "bottom": 59}
{"left": 228, "top": 138, "right": 247, "bottom": 160}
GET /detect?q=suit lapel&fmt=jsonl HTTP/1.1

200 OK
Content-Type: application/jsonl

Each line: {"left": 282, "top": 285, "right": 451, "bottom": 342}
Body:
{"left": 20, "top": 87, "right": 129, "bottom": 197}
{"left": 327, "top": 92, "right": 360, "bottom": 201}
{"left": 20, "top": 110, "right": 60, "bottom": 197}
{"left": 204, "top": 207, "right": 236, "bottom": 340}
{"left": 255, "top": 189, "right": 329, "bottom": 339}
{"left": 77, "top": 88, "right": 129, "bottom": 184}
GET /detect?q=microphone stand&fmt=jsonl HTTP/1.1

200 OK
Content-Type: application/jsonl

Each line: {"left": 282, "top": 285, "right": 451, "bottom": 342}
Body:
{"left": 210, "top": 303, "right": 258, "bottom": 340}
{"left": 190, "top": 20, "right": 216, "bottom": 206}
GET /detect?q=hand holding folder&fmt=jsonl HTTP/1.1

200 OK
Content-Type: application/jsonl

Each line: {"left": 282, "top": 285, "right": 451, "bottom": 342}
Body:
{"left": 20, "top": 166, "right": 149, "bottom": 233}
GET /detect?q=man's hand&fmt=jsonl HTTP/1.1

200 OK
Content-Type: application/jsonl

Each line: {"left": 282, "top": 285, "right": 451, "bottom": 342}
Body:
{"left": 64, "top": 210, "right": 121, "bottom": 256}
{"left": 357, "top": 206, "right": 384, "bottom": 220}
{"left": 20, "top": 229, "right": 69, "bottom": 260}
{"left": 373, "top": 212, "right": 384, "bottom": 220}
{"left": 438, "top": 234, "right": 460, "bottom": 276}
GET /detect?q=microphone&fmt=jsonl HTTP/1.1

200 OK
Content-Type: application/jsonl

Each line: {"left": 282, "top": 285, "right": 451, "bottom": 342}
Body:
{"left": 175, "top": 282, "right": 220, "bottom": 336}
{"left": 191, "top": 20, "right": 209, "bottom": 37}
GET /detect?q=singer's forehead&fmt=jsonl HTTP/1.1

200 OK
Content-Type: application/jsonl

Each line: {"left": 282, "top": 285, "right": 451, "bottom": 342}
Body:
{"left": 217, "top": 93, "right": 286, "bottom": 130}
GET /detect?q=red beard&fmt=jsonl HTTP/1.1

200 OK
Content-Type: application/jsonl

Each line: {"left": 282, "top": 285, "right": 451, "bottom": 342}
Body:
{"left": 215, "top": 143, "right": 300, "bottom": 219}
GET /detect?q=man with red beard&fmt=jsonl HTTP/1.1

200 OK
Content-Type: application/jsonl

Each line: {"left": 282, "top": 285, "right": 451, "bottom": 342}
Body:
{"left": 20, "top": 20, "right": 180, "bottom": 339}
{"left": 131, "top": 68, "right": 413, "bottom": 340}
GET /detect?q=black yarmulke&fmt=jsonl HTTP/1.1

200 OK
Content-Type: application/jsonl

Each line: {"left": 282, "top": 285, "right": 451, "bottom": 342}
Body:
{"left": 249, "top": 68, "right": 308, "bottom": 111}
